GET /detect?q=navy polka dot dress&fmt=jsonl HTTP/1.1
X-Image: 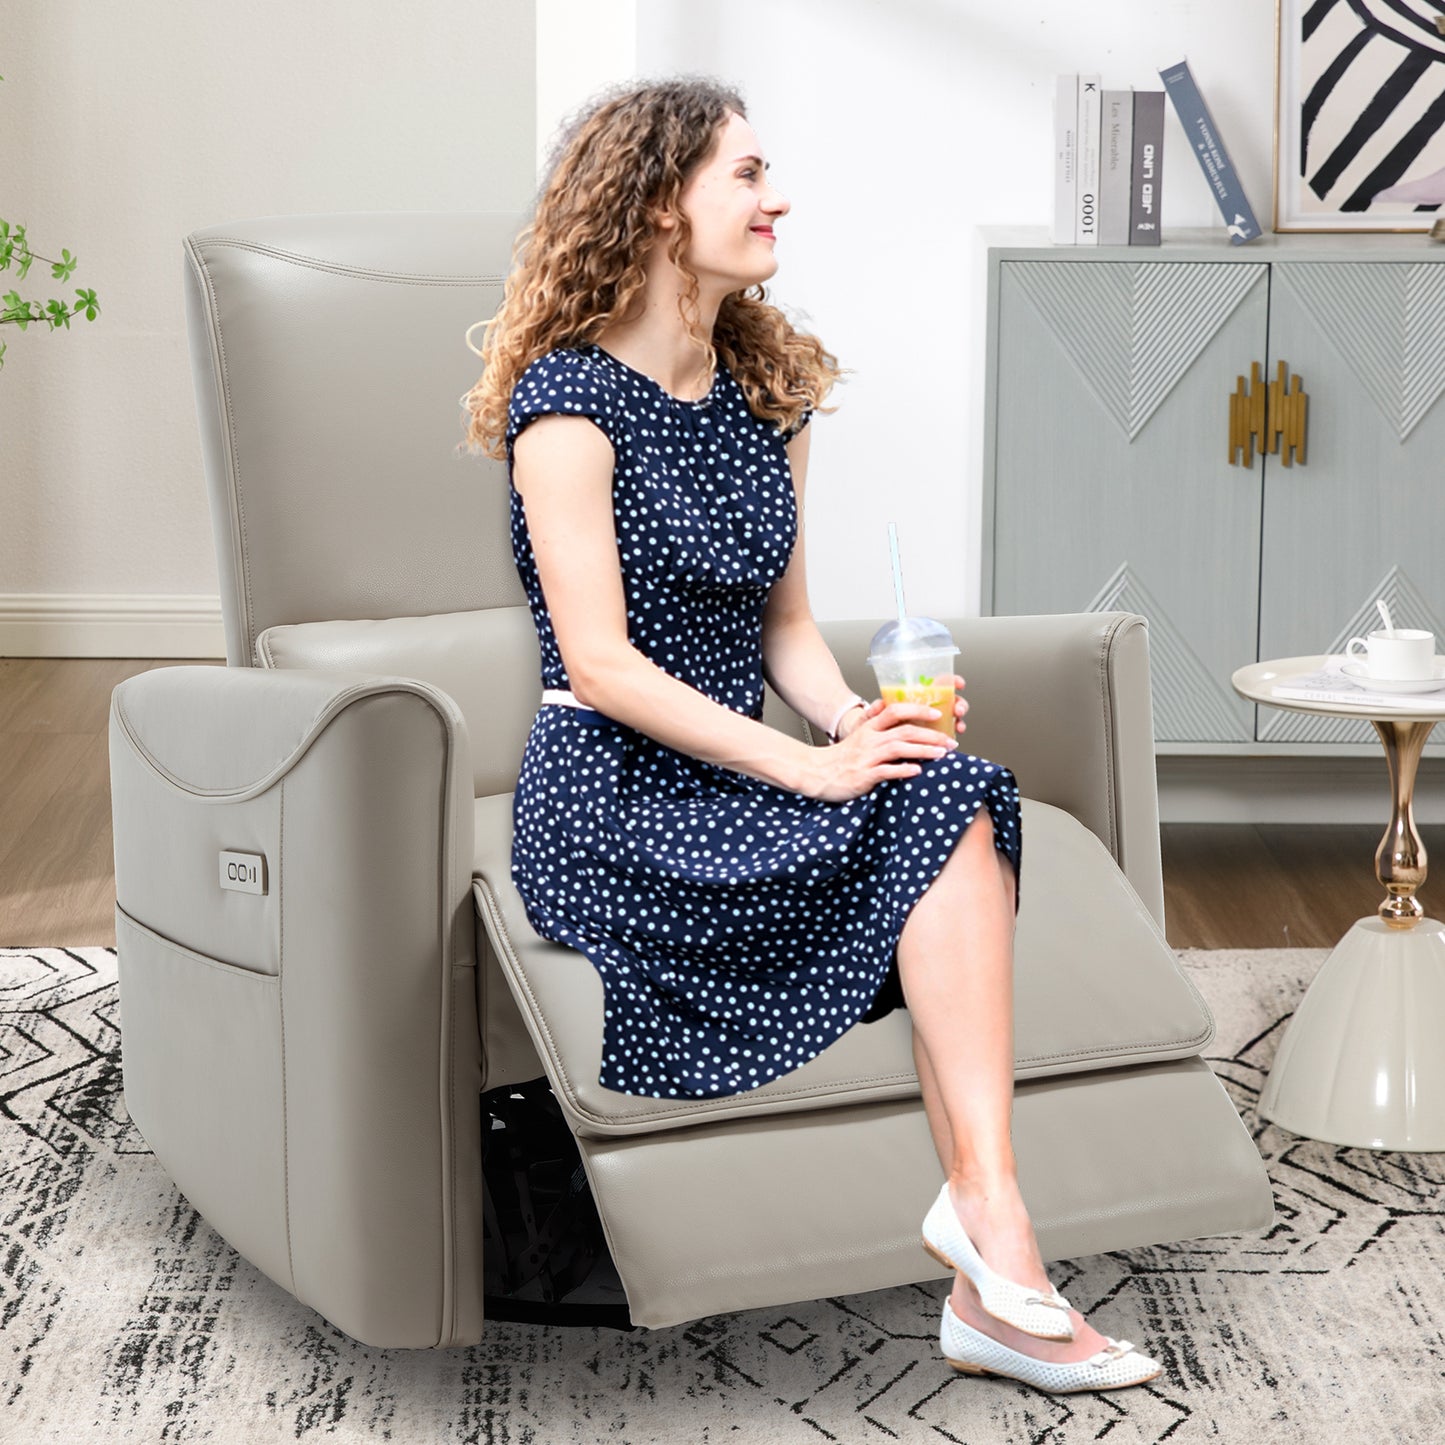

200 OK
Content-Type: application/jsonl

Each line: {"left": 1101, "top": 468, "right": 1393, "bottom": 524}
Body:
{"left": 505, "top": 342, "right": 1022, "bottom": 1100}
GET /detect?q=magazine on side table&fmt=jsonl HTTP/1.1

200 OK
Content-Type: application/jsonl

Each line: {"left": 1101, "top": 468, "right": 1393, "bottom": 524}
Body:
{"left": 1271, "top": 655, "right": 1445, "bottom": 711}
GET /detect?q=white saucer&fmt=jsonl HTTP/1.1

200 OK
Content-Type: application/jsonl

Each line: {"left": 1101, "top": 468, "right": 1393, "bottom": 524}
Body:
{"left": 1340, "top": 658, "right": 1445, "bottom": 693}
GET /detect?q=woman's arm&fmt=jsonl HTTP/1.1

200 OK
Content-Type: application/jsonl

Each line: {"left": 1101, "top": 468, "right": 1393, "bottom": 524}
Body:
{"left": 513, "top": 412, "right": 824, "bottom": 792}
{"left": 761, "top": 425, "right": 869, "bottom": 741}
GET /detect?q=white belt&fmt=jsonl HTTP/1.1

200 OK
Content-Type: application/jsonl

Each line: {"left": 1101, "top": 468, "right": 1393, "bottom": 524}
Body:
{"left": 539, "top": 688, "right": 615, "bottom": 726}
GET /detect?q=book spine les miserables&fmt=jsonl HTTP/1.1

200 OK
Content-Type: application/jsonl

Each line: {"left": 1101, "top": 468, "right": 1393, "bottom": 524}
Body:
{"left": 1158, "top": 57, "right": 1261, "bottom": 245}
{"left": 1099, "top": 89, "right": 1134, "bottom": 246}
{"left": 1129, "top": 90, "right": 1164, "bottom": 245}
{"left": 1075, "top": 75, "right": 1101, "bottom": 244}
{"left": 1052, "top": 74, "right": 1078, "bottom": 245}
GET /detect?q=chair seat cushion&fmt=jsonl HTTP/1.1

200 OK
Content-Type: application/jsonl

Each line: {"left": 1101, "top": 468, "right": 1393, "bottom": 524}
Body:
{"left": 472, "top": 794, "right": 1213, "bottom": 1138}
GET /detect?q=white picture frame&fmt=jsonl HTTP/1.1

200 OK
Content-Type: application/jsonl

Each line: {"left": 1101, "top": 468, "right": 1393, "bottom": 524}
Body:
{"left": 1274, "top": 0, "right": 1445, "bottom": 232}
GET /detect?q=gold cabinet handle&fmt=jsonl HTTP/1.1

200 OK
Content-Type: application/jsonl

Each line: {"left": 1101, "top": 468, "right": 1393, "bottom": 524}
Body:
{"left": 1228, "top": 361, "right": 1267, "bottom": 466}
{"left": 1229, "top": 359, "right": 1308, "bottom": 466}
{"left": 1267, "top": 358, "right": 1308, "bottom": 466}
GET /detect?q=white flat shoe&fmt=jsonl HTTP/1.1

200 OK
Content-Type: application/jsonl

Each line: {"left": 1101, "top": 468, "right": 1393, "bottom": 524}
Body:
{"left": 921, "top": 1182, "right": 1074, "bottom": 1340}
{"left": 940, "top": 1298, "right": 1163, "bottom": 1393}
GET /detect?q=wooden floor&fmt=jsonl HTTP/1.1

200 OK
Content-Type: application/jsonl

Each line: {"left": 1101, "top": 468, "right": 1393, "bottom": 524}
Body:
{"left": 3, "top": 656, "right": 1439, "bottom": 950}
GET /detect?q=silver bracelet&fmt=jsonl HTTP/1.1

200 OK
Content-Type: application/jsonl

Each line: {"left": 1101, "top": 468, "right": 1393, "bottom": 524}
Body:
{"left": 825, "top": 693, "right": 867, "bottom": 744}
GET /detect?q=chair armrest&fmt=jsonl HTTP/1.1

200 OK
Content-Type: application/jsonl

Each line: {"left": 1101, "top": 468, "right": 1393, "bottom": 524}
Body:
{"left": 813, "top": 611, "right": 1164, "bottom": 933}
{"left": 254, "top": 606, "right": 542, "bottom": 800}
{"left": 107, "top": 663, "right": 484, "bottom": 1347}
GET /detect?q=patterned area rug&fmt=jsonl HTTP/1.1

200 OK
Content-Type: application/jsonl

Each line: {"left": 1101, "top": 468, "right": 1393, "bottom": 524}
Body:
{"left": 3, "top": 944, "right": 1443, "bottom": 1444}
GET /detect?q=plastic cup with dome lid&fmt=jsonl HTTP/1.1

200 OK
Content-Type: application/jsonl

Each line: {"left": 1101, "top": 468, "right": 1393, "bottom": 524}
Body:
{"left": 866, "top": 524, "right": 960, "bottom": 739}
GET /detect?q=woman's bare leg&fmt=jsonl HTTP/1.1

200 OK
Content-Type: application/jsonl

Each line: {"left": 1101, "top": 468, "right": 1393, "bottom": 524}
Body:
{"left": 911, "top": 1027, "right": 954, "bottom": 1175}
{"left": 899, "top": 805, "right": 1110, "bottom": 1361}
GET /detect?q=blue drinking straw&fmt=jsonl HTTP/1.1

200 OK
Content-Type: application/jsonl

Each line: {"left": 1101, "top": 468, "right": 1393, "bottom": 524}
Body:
{"left": 888, "top": 522, "right": 907, "bottom": 623}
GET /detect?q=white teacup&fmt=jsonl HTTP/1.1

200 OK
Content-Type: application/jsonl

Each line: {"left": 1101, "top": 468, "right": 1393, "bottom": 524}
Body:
{"left": 1344, "top": 628, "right": 1436, "bottom": 680}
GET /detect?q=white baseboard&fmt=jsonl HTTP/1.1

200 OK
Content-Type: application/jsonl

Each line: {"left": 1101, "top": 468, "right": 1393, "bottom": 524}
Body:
{"left": 0, "top": 594, "right": 226, "bottom": 659}
{"left": 1158, "top": 753, "right": 1445, "bottom": 824}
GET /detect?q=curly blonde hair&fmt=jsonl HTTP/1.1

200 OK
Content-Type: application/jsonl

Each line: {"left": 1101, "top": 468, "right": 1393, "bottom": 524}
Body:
{"left": 456, "top": 74, "right": 845, "bottom": 463}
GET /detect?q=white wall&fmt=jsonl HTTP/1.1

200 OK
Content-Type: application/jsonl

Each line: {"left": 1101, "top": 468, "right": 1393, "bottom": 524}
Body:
{"left": 0, "top": 0, "right": 535, "bottom": 656}
{"left": 536, "top": 0, "right": 636, "bottom": 179}
{"left": 634, "top": 0, "right": 1278, "bottom": 624}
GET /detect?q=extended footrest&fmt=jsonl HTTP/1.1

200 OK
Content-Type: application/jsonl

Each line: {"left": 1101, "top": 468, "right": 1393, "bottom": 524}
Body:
{"left": 575, "top": 1054, "right": 1276, "bottom": 1330}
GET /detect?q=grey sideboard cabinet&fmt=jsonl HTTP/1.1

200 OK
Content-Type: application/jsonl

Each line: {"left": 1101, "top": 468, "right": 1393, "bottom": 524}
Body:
{"left": 980, "top": 225, "right": 1445, "bottom": 758}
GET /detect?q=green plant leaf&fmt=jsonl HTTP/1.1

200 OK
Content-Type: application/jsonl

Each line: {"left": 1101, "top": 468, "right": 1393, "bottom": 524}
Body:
{"left": 2, "top": 290, "right": 32, "bottom": 328}
{"left": 0, "top": 218, "right": 99, "bottom": 361}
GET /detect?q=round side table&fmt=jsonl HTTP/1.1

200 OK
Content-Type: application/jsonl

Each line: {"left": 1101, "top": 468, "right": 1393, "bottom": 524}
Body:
{"left": 1232, "top": 655, "right": 1445, "bottom": 1151}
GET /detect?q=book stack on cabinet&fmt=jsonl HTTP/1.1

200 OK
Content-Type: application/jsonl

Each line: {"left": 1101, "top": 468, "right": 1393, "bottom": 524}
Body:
{"left": 1054, "top": 76, "right": 1164, "bottom": 247}
{"left": 1053, "top": 61, "right": 1260, "bottom": 249}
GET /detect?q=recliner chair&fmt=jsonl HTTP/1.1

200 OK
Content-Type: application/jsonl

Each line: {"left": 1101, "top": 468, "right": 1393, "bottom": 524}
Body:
{"left": 106, "top": 211, "right": 1273, "bottom": 1349}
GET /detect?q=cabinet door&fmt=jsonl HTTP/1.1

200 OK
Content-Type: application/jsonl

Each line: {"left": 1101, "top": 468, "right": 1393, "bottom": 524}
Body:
{"left": 992, "top": 260, "right": 1268, "bottom": 743}
{"left": 1259, "top": 262, "right": 1445, "bottom": 749}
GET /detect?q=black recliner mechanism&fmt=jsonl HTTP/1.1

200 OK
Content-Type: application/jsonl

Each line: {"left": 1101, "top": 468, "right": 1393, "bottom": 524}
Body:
{"left": 480, "top": 1076, "right": 635, "bottom": 1330}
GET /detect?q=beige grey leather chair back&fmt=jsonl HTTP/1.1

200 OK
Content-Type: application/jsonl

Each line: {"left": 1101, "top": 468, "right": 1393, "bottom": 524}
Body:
{"left": 184, "top": 211, "right": 526, "bottom": 669}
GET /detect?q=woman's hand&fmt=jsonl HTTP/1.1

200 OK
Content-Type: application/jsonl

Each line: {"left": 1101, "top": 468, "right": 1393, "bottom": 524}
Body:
{"left": 802, "top": 674, "right": 969, "bottom": 802}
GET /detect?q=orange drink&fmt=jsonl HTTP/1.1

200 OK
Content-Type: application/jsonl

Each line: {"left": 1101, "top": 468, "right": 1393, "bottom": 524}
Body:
{"left": 881, "top": 679, "right": 957, "bottom": 737}
{"left": 868, "top": 616, "right": 961, "bottom": 746}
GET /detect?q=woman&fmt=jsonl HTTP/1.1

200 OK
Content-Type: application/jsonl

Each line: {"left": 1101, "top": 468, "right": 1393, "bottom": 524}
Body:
{"left": 461, "top": 75, "right": 1160, "bottom": 1395}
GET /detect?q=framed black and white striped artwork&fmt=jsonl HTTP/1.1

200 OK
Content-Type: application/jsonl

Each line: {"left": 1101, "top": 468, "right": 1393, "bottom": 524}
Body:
{"left": 1275, "top": 0, "right": 1445, "bottom": 230}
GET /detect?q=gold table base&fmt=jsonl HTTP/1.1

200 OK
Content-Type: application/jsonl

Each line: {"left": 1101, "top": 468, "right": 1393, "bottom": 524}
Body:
{"left": 1372, "top": 718, "right": 1434, "bottom": 925}
{"left": 1258, "top": 717, "right": 1445, "bottom": 1150}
